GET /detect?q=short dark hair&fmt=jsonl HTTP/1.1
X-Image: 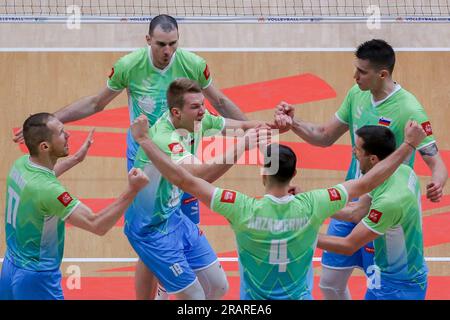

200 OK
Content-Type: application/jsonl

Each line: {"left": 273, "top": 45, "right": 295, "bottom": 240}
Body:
{"left": 264, "top": 144, "right": 297, "bottom": 184}
{"left": 149, "top": 14, "right": 178, "bottom": 35}
{"left": 355, "top": 125, "right": 396, "bottom": 160}
{"left": 167, "top": 78, "right": 202, "bottom": 110}
{"left": 22, "top": 112, "right": 56, "bottom": 156}
{"left": 355, "top": 39, "right": 395, "bottom": 74}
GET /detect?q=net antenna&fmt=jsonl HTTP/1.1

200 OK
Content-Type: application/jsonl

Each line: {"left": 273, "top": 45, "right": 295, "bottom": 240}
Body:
{"left": 1, "top": 1, "right": 450, "bottom": 24}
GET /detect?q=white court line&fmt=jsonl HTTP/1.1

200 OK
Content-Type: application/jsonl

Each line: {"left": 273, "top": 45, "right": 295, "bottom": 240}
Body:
{"left": 1, "top": 257, "right": 450, "bottom": 263}
{"left": 2, "top": 47, "right": 450, "bottom": 52}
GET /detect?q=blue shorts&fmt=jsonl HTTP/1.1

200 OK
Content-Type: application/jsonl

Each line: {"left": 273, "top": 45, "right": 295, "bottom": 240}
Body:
{"left": 180, "top": 192, "right": 200, "bottom": 224}
{"left": 0, "top": 257, "right": 63, "bottom": 300}
{"left": 126, "top": 212, "right": 217, "bottom": 294}
{"left": 365, "top": 279, "right": 427, "bottom": 300}
{"left": 321, "top": 218, "right": 374, "bottom": 274}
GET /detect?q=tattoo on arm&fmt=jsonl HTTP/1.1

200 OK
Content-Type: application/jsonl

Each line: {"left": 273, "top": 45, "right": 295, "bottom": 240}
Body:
{"left": 419, "top": 143, "right": 439, "bottom": 157}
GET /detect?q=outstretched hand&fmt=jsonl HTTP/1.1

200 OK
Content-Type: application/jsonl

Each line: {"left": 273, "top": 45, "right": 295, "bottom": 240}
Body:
{"left": 404, "top": 120, "right": 426, "bottom": 148}
{"left": 74, "top": 129, "right": 95, "bottom": 163}
{"left": 128, "top": 168, "right": 149, "bottom": 191}
{"left": 13, "top": 127, "right": 24, "bottom": 144}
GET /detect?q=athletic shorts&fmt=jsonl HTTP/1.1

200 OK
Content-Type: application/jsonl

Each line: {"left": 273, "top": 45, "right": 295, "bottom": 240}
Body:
{"left": 365, "top": 278, "right": 427, "bottom": 300}
{"left": 321, "top": 218, "right": 375, "bottom": 274}
{"left": 0, "top": 256, "right": 63, "bottom": 300}
{"left": 126, "top": 211, "right": 217, "bottom": 294}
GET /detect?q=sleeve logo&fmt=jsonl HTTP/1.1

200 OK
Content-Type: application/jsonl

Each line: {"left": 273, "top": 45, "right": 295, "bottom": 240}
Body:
{"left": 108, "top": 67, "right": 115, "bottom": 79}
{"left": 327, "top": 188, "right": 341, "bottom": 201}
{"left": 220, "top": 190, "right": 236, "bottom": 203}
{"left": 168, "top": 142, "right": 184, "bottom": 154}
{"left": 421, "top": 121, "right": 433, "bottom": 136}
{"left": 203, "top": 64, "right": 210, "bottom": 80}
{"left": 368, "top": 209, "right": 383, "bottom": 223}
{"left": 57, "top": 192, "right": 73, "bottom": 207}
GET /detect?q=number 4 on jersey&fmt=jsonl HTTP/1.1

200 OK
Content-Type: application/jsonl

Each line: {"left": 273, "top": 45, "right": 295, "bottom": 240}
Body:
{"left": 269, "top": 239, "right": 290, "bottom": 272}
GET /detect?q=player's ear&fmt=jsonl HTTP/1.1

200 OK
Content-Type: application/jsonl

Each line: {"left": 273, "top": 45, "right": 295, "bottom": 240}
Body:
{"left": 379, "top": 69, "right": 389, "bottom": 79}
{"left": 39, "top": 141, "right": 50, "bottom": 153}
{"left": 145, "top": 34, "right": 151, "bottom": 45}
{"left": 170, "top": 107, "right": 181, "bottom": 118}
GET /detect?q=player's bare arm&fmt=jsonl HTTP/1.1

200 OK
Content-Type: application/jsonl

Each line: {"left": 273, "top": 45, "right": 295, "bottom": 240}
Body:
{"left": 331, "top": 194, "right": 372, "bottom": 223}
{"left": 342, "top": 121, "right": 426, "bottom": 200}
{"left": 419, "top": 143, "right": 448, "bottom": 202}
{"left": 66, "top": 168, "right": 148, "bottom": 235}
{"left": 202, "top": 84, "right": 248, "bottom": 121}
{"left": 274, "top": 101, "right": 349, "bottom": 147}
{"left": 54, "top": 129, "right": 95, "bottom": 177}
{"left": 317, "top": 222, "right": 379, "bottom": 255}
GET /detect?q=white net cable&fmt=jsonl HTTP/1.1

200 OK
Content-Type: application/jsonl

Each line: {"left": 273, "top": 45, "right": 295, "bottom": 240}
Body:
{"left": 1, "top": 0, "right": 449, "bottom": 23}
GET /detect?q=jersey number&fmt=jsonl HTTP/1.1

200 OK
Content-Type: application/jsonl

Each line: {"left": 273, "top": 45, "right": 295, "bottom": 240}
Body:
{"left": 269, "top": 239, "right": 290, "bottom": 272}
{"left": 6, "top": 186, "right": 20, "bottom": 229}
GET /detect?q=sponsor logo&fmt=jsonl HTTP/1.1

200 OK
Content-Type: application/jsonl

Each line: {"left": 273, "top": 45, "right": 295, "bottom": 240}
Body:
{"left": 364, "top": 246, "right": 375, "bottom": 254}
{"left": 368, "top": 209, "right": 383, "bottom": 223}
{"left": 220, "top": 190, "right": 236, "bottom": 203}
{"left": 327, "top": 188, "right": 341, "bottom": 201}
{"left": 168, "top": 142, "right": 184, "bottom": 154}
{"left": 421, "top": 121, "right": 433, "bottom": 136}
{"left": 57, "top": 192, "right": 73, "bottom": 207}
{"left": 183, "top": 196, "right": 197, "bottom": 205}
{"left": 203, "top": 64, "right": 210, "bottom": 80}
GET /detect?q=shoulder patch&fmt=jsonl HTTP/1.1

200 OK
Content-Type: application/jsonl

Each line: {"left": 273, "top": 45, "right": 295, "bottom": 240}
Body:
{"left": 168, "top": 142, "right": 184, "bottom": 154}
{"left": 327, "top": 188, "right": 341, "bottom": 201}
{"left": 220, "top": 190, "right": 236, "bottom": 203}
{"left": 108, "top": 67, "right": 115, "bottom": 79}
{"left": 368, "top": 209, "right": 383, "bottom": 223}
{"left": 421, "top": 121, "right": 433, "bottom": 136}
{"left": 57, "top": 192, "right": 73, "bottom": 207}
{"left": 203, "top": 64, "right": 210, "bottom": 80}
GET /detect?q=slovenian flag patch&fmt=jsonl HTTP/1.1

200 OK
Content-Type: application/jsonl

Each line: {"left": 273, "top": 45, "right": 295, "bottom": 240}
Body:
{"left": 378, "top": 116, "right": 392, "bottom": 126}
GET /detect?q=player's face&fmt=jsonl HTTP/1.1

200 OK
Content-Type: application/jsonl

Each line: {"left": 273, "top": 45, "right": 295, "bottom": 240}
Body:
{"left": 179, "top": 92, "right": 206, "bottom": 132}
{"left": 47, "top": 118, "right": 70, "bottom": 157}
{"left": 147, "top": 25, "right": 179, "bottom": 69}
{"left": 354, "top": 136, "right": 371, "bottom": 174}
{"left": 353, "top": 59, "right": 380, "bottom": 91}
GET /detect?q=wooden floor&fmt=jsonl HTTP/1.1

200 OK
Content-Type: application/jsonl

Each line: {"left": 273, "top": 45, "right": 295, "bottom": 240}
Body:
{"left": 1, "top": 50, "right": 449, "bottom": 299}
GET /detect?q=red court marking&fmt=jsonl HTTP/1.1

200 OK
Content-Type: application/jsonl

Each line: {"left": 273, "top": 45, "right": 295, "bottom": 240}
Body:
{"left": 17, "top": 130, "right": 127, "bottom": 158}
{"left": 60, "top": 74, "right": 336, "bottom": 129}
{"left": 207, "top": 73, "right": 336, "bottom": 113}
{"left": 422, "top": 194, "right": 450, "bottom": 211}
{"left": 199, "top": 202, "right": 230, "bottom": 226}
{"left": 422, "top": 211, "right": 450, "bottom": 247}
{"left": 62, "top": 275, "right": 450, "bottom": 299}
{"left": 97, "top": 266, "right": 135, "bottom": 273}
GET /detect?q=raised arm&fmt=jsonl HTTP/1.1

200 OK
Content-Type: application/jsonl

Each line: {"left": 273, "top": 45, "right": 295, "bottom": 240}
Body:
{"left": 275, "top": 102, "right": 349, "bottom": 147}
{"left": 54, "top": 87, "right": 122, "bottom": 123}
{"left": 54, "top": 129, "right": 95, "bottom": 177}
{"left": 66, "top": 168, "right": 148, "bottom": 235}
{"left": 202, "top": 84, "right": 247, "bottom": 121}
{"left": 342, "top": 121, "right": 427, "bottom": 200}
{"left": 131, "top": 115, "right": 218, "bottom": 206}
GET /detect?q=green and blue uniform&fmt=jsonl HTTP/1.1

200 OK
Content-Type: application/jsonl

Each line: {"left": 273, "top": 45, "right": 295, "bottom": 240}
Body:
{"left": 0, "top": 156, "right": 80, "bottom": 300}
{"left": 108, "top": 46, "right": 212, "bottom": 224}
{"left": 211, "top": 185, "right": 348, "bottom": 299}
{"left": 322, "top": 84, "right": 435, "bottom": 273}
{"left": 124, "top": 110, "right": 225, "bottom": 293}
{"left": 363, "top": 165, "right": 428, "bottom": 299}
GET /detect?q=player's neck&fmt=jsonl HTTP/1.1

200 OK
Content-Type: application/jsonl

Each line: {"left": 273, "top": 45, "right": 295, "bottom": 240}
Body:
{"left": 266, "top": 184, "right": 290, "bottom": 198}
{"left": 371, "top": 79, "right": 395, "bottom": 102}
{"left": 30, "top": 155, "right": 56, "bottom": 171}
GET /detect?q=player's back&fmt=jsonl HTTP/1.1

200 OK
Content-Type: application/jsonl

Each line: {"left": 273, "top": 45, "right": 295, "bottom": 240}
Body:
{"left": 213, "top": 185, "right": 348, "bottom": 300}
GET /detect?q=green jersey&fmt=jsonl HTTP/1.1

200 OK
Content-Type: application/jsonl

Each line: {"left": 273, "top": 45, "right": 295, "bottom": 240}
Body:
{"left": 363, "top": 164, "right": 428, "bottom": 288}
{"left": 4, "top": 156, "right": 80, "bottom": 271}
{"left": 107, "top": 47, "right": 212, "bottom": 164}
{"left": 336, "top": 84, "right": 435, "bottom": 180}
{"left": 125, "top": 110, "right": 224, "bottom": 235}
{"left": 211, "top": 185, "right": 348, "bottom": 299}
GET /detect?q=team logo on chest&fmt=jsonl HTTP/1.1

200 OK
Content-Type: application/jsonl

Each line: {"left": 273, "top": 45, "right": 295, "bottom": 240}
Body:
{"left": 378, "top": 116, "right": 392, "bottom": 126}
